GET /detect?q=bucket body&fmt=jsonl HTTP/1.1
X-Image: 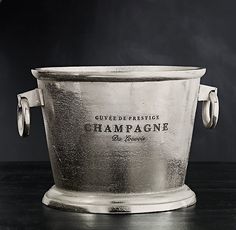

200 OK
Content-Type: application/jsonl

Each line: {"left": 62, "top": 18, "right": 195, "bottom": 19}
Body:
{"left": 38, "top": 79, "right": 199, "bottom": 193}
{"left": 17, "top": 66, "right": 219, "bottom": 213}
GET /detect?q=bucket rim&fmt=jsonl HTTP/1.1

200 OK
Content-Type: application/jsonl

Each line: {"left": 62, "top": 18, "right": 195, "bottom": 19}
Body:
{"left": 31, "top": 65, "right": 206, "bottom": 82}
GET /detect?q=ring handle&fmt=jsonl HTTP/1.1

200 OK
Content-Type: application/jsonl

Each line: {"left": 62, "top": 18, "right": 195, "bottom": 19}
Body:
{"left": 17, "top": 88, "right": 44, "bottom": 137}
{"left": 198, "top": 84, "right": 219, "bottom": 129}
{"left": 202, "top": 91, "right": 219, "bottom": 129}
{"left": 17, "top": 97, "right": 30, "bottom": 137}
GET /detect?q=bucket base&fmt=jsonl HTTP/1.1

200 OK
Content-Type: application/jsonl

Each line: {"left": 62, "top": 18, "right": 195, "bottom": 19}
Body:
{"left": 42, "top": 184, "right": 196, "bottom": 214}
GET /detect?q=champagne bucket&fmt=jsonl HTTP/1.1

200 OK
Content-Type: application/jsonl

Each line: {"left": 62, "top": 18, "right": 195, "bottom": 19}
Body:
{"left": 17, "top": 66, "right": 219, "bottom": 214}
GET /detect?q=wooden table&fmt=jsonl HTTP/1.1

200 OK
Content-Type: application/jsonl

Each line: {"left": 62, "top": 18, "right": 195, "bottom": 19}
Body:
{"left": 0, "top": 162, "right": 235, "bottom": 230}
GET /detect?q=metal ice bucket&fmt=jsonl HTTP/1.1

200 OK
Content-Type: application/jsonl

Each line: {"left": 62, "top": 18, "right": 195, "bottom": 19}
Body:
{"left": 17, "top": 66, "right": 219, "bottom": 214}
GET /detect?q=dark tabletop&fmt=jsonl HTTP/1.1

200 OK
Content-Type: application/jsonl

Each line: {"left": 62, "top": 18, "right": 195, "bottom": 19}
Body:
{"left": 0, "top": 162, "right": 236, "bottom": 230}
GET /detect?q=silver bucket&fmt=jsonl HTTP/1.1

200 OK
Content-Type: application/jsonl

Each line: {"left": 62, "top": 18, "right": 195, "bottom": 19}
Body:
{"left": 17, "top": 66, "right": 219, "bottom": 214}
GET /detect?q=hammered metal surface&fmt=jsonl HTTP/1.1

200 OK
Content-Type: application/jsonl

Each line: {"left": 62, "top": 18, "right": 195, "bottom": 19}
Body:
{"left": 37, "top": 79, "right": 200, "bottom": 194}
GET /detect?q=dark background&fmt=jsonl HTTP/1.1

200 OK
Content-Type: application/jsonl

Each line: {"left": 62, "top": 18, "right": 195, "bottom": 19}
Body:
{"left": 0, "top": 0, "right": 234, "bottom": 161}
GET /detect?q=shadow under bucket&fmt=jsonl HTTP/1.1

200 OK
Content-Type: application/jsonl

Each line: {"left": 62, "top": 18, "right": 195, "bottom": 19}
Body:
{"left": 17, "top": 66, "right": 219, "bottom": 214}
